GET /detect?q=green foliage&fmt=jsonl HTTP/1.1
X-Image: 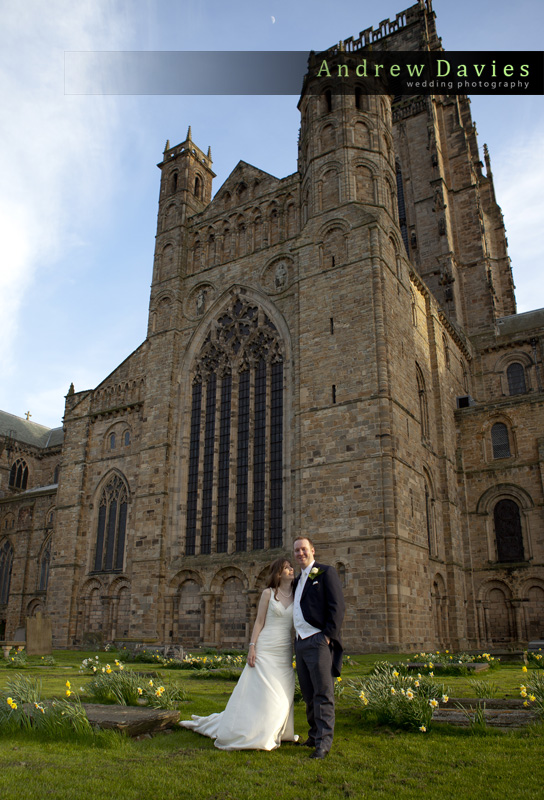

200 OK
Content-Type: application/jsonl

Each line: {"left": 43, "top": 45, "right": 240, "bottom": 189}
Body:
{"left": 406, "top": 650, "right": 500, "bottom": 676}
{"left": 83, "top": 668, "right": 143, "bottom": 705}
{"left": 5, "top": 648, "right": 27, "bottom": 669}
{"left": 526, "top": 650, "right": 544, "bottom": 669}
{"left": 349, "top": 661, "right": 448, "bottom": 732}
{"left": 468, "top": 678, "right": 499, "bottom": 699}
{"left": 2, "top": 674, "right": 42, "bottom": 703}
{"left": 82, "top": 668, "right": 187, "bottom": 709}
{"left": 456, "top": 701, "right": 488, "bottom": 735}
{"left": 521, "top": 670, "right": 544, "bottom": 718}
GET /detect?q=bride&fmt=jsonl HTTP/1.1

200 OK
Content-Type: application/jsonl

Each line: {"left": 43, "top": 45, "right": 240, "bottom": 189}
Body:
{"left": 179, "top": 558, "right": 297, "bottom": 750}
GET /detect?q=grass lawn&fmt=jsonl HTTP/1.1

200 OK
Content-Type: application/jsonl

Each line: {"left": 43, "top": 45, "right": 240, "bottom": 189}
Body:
{"left": 0, "top": 651, "right": 543, "bottom": 800}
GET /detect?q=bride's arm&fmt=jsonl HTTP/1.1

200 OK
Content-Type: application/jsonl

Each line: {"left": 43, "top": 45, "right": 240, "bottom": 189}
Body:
{"left": 247, "top": 588, "right": 271, "bottom": 667}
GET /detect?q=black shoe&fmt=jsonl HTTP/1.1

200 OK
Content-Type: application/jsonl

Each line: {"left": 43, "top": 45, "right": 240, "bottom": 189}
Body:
{"left": 299, "top": 738, "right": 316, "bottom": 748}
{"left": 310, "top": 748, "right": 329, "bottom": 759}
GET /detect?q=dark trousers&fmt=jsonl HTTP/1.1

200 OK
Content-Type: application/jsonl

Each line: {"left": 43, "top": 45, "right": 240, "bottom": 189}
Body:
{"left": 295, "top": 632, "right": 335, "bottom": 751}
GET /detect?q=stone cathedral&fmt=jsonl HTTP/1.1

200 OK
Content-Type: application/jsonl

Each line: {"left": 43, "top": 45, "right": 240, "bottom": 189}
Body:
{"left": 1, "top": 0, "right": 543, "bottom": 653}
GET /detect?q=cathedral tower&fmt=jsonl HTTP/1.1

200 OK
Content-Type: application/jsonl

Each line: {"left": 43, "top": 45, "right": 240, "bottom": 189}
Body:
{"left": 148, "top": 128, "right": 215, "bottom": 337}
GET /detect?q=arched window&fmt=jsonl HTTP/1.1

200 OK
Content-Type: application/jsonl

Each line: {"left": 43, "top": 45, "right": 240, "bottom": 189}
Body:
{"left": 109, "top": 433, "right": 116, "bottom": 451}
{"left": 416, "top": 365, "right": 429, "bottom": 441}
{"left": 0, "top": 540, "right": 14, "bottom": 604}
{"left": 424, "top": 477, "right": 436, "bottom": 554}
{"left": 494, "top": 499, "right": 524, "bottom": 562}
{"left": 9, "top": 459, "right": 28, "bottom": 490}
{"left": 323, "top": 89, "right": 332, "bottom": 113}
{"left": 396, "top": 161, "right": 409, "bottom": 256}
{"left": 186, "top": 296, "right": 285, "bottom": 556}
{"left": 171, "top": 171, "right": 178, "bottom": 193}
{"left": 491, "top": 423, "right": 511, "bottom": 459}
{"left": 194, "top": 175, "right": 202, "bottom": 199}
{"left": 38, "top": 535, "right": 52, "bottom": 591}
{"left": 507, "top": 362, "right": 527, "bottom": 395}
{"left": 123, "top": 431, "right": 130, "bottom": 447}
{"left": 93, "top": 475, "right": 128, "bottom": 572}
{"left": 53, "top": 464, "right": 60, "bottom": 484}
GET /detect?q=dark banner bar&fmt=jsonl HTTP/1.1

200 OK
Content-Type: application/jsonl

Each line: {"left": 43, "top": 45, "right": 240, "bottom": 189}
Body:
{"left": 64, "top": 50, "right": 544, "bottom": 96}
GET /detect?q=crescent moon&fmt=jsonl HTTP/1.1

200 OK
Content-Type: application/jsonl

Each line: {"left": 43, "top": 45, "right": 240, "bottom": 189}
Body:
{"left": 271, "top": 16, "right": 276, "bottom": 24}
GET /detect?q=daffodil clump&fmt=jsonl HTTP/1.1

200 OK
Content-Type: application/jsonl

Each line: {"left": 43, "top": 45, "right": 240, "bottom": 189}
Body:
{"left": 520, "top": 667, "right": 544, "bottom": 718}
{"left": 5, "top": 647, "right": 27, "bottom": 669}
{"left": 0, "top": 674, "right": 91, "bottom": 737}
{"left": 526, "top": 649, "right": 544, "bottom": 670}
{"left": 350, "top": 661, "right": 448, "bottom": 732}
{"left": 82, "top": 662, "right": 187, "bottom": 709}
{"left": 173, "top": 653, "right": 246, "bottom": 671}
{"left": 408, "top": 650, "right": 499, "bottom": 676}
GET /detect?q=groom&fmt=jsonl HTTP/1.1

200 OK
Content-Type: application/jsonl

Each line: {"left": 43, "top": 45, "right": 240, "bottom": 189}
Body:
{"left": 293, "top": 536, "right": 345, "bottom": 759}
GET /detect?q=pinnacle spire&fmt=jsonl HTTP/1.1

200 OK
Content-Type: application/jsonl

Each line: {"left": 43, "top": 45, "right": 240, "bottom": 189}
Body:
{"left": 186, "top": 125, "right": 192, "bottom": 142}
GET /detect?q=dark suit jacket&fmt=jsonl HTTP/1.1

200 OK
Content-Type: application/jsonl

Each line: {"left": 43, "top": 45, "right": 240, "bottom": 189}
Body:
{"left": 295, "top": 562, "right": 345, "bottom": 676}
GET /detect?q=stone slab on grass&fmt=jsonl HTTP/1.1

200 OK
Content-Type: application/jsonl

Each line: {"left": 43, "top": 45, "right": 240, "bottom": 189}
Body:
{"left": 434, "top": 697, "right": 539, "bottom": 729}
{"left": 433, "top": 707, "right": 539, "bottom": 729}
{"left": 83, "top": 704, "right": 180, "bottom": 737}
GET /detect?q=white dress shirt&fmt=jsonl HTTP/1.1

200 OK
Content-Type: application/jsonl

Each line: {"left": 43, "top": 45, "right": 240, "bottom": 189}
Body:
{"left": 293, "top": 560, "right": 322, "bottom": 639}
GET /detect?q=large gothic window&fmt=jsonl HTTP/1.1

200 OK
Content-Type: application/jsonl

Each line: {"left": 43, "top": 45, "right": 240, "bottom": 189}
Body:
{"left": 9, "top": 459, "right": 28, "bottom": 491}
{"left": 186, "top": 296, "right": 285, "bottom": 555}
{"left": 0, "top": 540, "right": 14, "bottom": 604}
{"left": 494, "top": 499, "right": 524, "bottom": 563}
{"left": 93, "top": 475, "right": 128, "bottom": 572}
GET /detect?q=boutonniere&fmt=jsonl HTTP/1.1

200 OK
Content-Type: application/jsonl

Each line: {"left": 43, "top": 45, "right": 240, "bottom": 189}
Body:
{"left": 308, "top": 567, "right": 324, "bottom": 580}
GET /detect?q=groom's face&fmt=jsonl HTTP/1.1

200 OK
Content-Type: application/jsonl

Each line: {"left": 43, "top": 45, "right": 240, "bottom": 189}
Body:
{"left": 294, "top": 538, "right": 315, "bottom": 570}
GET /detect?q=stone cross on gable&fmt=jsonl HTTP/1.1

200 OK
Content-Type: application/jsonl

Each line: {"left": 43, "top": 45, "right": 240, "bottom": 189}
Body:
{"left": 25, "top": 411, "right": 32, "bottom": 420}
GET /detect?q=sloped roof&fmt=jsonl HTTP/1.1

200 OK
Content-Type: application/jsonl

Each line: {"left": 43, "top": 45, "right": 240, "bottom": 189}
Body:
{"left": 0, "top": 410, "right": 63, "bottom": 450}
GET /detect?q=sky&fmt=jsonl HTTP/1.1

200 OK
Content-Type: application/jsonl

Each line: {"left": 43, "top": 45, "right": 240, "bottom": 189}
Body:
{"left": 1, "top": 0, "right": 543, "bottom": 429}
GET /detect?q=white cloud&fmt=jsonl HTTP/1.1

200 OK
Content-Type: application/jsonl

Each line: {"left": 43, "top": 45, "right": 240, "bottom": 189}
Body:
{"left": 0, "top": 1, "right": 132, "bottom": 376}
{"left": 491, "top": 125, "right": 544, "bottom": 313}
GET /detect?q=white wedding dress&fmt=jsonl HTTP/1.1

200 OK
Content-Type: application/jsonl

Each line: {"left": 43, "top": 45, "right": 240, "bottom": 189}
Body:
{"left": 179, "top": 596, "right": 297, "bottom": 750}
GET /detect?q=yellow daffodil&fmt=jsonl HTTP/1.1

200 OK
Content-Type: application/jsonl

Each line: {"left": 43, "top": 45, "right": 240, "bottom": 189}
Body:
{"left": 521, "top": 690, "right": 528, "bottom": 698}
{"left": 65, "top": 681, "right": 71, "bottom": 689}
{"left": 138, "top": 687, "right": 143, "bottom": 695}
{"left": 406, "top": 689, "right": 414, "bottom": 700}
{"left": 390, "top": 687, "right": 396, "bottom": 695}
{"left": 522, "top": 666, "right": 527, "bottom": 673}
{"left": 523, "top": 701, "right": 529, "bottom": 707}
{"left": 442, "top": 695, "right": 449, "bottom": 703}
{"left": 393, "top": 671, "right": 399, "bottom": 677}
{"left": 419, "top": 725, "right": 426, "bottom": 732}
{"left": 429, "top": 699, "right": 439, "bottom": 708}
{"left": 529, "top": 695, "right": 536, "bottom": 702}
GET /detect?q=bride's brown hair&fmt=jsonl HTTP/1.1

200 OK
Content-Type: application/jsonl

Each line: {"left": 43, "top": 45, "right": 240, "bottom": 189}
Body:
{"left": 266, "top": 557, "right": 293, "bottom": 600}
